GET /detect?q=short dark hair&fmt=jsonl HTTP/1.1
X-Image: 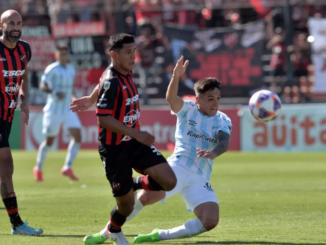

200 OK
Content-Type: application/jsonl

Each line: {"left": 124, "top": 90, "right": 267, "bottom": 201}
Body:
{"left": 109, "top": 33, "right": 135, "bottom": 52}
{"left": 194, "top": 77, "right": 221, "bottom": 96}
{"left": 56, "top": 44, "right": 69, "bottom": 52}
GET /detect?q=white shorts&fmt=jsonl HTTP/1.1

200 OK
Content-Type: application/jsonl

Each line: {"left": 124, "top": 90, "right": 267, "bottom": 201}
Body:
{"left": 164, "top": 163, "right": 218, "bottom": 212}
{"left": 42, "top": 111, "right": 81, "bottom": 136}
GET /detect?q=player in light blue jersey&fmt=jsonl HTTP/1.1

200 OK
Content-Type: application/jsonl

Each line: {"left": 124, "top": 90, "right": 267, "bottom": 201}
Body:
{"left": 77, "top": 56, "right": 232, "bottom": 244}
{"left": 33, "top": 45, "right": 82, "bottom": 182}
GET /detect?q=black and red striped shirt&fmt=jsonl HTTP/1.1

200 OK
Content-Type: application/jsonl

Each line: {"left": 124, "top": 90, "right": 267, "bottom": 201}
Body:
{"left": 0, "top": 39, "right": 32, "bottom": 122}
{"left": 96, "top": 66, "right": 140, "bottom": 146}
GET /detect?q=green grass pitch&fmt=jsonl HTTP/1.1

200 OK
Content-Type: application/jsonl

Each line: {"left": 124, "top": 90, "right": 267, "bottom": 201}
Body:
{"left": 0, "top": 150, "right": 325, "bottom": 245}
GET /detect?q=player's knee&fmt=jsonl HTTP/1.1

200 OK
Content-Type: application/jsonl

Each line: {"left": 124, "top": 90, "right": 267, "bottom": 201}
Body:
{"left": 201, "top": 217, "right": 219, "bottom": 231}
{"left": 162, "top": 175, "right": 177, "bottom": 191}
{"left": 138, "top": 192, "right": 151, "bottom": 206}
{"left": 0, "top": 156, "right": 13, "bottom": 177}
{"left": 45, "top": 138, "right": 54, "bottom": 146}
{"left": 73, "top": 131, "right": 82, "bottom": 143}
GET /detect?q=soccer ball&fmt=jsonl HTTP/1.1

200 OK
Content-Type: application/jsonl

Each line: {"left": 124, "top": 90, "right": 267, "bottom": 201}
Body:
{"left": 249, "top": 90, "right": 282, "bottom": 122}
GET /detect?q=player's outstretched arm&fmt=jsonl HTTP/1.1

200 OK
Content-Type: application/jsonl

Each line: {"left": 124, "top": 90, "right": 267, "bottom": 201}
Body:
{"left": 98, "top": 116, "right": 155, "bottom": 147}
{"left": 70, "top": 85, "right": 99, "bottom": 112}
{"left": 197, "top": 131, "right": 230, "bottom": 159}
{"left": 166, "top": 56, "right": 189, "bottom": 114}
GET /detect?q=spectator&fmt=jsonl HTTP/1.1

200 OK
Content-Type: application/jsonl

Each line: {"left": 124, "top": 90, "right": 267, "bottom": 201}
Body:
{"left": 47, "top": 0, "right": 73, "bottom": 24}
{"left": 73, "top": 0, "right": 95, "bottom": 22}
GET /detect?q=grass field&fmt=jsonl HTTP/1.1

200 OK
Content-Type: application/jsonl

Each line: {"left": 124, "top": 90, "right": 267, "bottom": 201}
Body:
{"left": 0, "top": 150, "right": 325, "bottom": 245}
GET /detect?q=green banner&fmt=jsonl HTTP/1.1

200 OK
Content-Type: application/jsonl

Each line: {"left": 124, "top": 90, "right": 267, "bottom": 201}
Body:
{"left": 9, "top": 109, "right": 22, "bottom": 149}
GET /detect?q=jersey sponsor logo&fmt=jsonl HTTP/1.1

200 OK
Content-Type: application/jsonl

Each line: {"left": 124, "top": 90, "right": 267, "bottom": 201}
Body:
{"left": 5, "top": 82, "right": 20, "bottom": 95}
{"left": 9, "top": 100, "right": 18, "bottom": 108}
{"left": 0, "top": 57, "right": 6, "bottom": 61}
{"left": 188, "top": 119, "right": 197, "bottom": 126}
{"left": 187, "top": 130, "right": 217, "bottom": 144}
{"left": 123, "top": 109, "right": 140, "bottom": 127}
{"left": 2, "top": 70, "right": 25, "bottom": 78}
{"left": 126, "top": 94, "right": 139, "bottom": 106}
{"left": 104, "top": 81, "right": 111, "bottom": 90}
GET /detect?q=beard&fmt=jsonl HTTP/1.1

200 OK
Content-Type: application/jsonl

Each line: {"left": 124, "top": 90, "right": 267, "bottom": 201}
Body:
{"left": 4, "top": 30, "right": 22, "bottom": 43}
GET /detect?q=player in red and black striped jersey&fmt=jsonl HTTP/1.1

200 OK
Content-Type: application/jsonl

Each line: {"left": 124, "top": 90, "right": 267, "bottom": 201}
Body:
{"left": 70, "top": 33, "right": 176, "bottom": 245}
{"left": 0, "top": 10, "right": 43, "bottom": 236}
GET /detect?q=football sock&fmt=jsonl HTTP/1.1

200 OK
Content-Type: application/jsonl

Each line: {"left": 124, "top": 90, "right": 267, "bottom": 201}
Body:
{"left": 63, "top": 140, "right": 80, "bottom": 169}
{"left": 2, "top": 193, "right": 24, "bottom": 230}
{"left": 36, "top": 141, "right": 49, "bottom": 171}
{"left": 100, "top": 221, "right": 110, "bottom": 239}
{"left": 108, "top": 207, "right": 127, "bottom": 233}
{"left": 126, "top": 195, "right": 143, "bottom": 221}
{"left": 133, "top": 176, "right": 164, "bottom": 191}
{"left": 158, "top": 219, "right": 206, "bottom": 240}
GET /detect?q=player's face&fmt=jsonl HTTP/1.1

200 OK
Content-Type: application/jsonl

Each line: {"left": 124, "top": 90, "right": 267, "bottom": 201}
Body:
{"left": 55, "top": 50, "right": 69, "bottom": 66}
{"left": 115, "top": 43, "right": 136, "bottom": 72}
{"left": 3, "top": 13, "right": 22, "bottom": 43}
{"left": 196, "top": 88, "right": 221, "bottom": 117}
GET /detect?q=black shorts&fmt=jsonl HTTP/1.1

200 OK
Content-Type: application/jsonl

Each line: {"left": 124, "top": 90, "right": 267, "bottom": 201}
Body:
{"left": 0, "top": 119, "right": 12, "bottom": 149}
{"left": 99, "top": 139, "right": 167, "bottom": 197}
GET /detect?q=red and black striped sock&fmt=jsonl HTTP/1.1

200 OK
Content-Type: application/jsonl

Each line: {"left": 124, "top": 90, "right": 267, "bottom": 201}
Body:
{"left": 108, "top": 207, "right": 126, "bottom": 233}
{"left": 2, "top": 193, "right": 23, "bottom": 230}
{"left": 133, "top": 175, "right": 164, "bottom": 191}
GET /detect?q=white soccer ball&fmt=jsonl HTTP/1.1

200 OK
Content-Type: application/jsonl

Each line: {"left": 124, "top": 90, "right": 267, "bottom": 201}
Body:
{"left": 249, "top": 90, "right": 282, "bottom": 122}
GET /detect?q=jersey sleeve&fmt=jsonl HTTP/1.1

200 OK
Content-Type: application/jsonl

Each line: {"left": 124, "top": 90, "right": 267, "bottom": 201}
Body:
{"left": 172, "top": 100, "right": 195, "bottom": 119}
{"left": 96, "top": 77, "right": 119, "bottom": 116}
{"left": 41, "top": 66, "right": 56, "bottom": 89}
{"left": 218, "top": 114, "right": 232, "bottom": 136}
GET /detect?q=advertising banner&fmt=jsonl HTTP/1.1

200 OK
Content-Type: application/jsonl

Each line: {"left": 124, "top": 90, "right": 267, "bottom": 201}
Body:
{"left": 240, "top": 104, "right": 326, "bottom": 152}
{"left": 23, "top": 107, "right": 240, "bottom": 151}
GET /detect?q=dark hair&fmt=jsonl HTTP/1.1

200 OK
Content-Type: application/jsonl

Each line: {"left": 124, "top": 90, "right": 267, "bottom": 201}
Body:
{"left": 194, "top": 77, "right": 221, "bottom": 95}
{"left": 109, "top": 33, "right": 135, "bottom": 52}
{"left": 55, "top": 44, "right": 69, "bottom": 52}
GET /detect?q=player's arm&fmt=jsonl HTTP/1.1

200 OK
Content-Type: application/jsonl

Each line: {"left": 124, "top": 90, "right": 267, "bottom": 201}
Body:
{"left": 197, "top": 131, "right": 230, "bottom": 159}
{"left": 39, "top": 81, "right": 52, "bottom": 93}
{"left": 20, "top": 69, "right": 29, "bottom": 125}
{"left": 70, "top": 85, "right": 99, "bottom": 112}
{"left": 166, "top": 56, "right": 189, "bottom": 114}
{"left": 96, "top": 80, "right": 154, "bottom": 147}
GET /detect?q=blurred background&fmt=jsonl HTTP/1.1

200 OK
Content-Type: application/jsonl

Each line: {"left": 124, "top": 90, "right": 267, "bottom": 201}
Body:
{"left": 3, "top": 0, "right": 326, "bottom": 152}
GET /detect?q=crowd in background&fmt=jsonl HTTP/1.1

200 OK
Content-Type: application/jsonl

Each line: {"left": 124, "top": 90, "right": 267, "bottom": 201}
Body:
{"left": 1, "top": 0, "right": 326, "bottom": 104}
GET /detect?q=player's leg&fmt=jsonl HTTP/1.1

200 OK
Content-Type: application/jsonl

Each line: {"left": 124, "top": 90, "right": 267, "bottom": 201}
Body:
{"left": 0, "top": 120, "right": 43, "bottom": 235}
{"left": 134, "top": 168, "right": 218, "bottom": 243}
{"left": 34, "top": 113, "right": 61, "bottom": 181}
{"left": 84, "top": 144, "right": 134, "bottom": 245}
{"left": 132, "top": 144, "right": 176, "bottom": 192}
{"left": 62, "top": 112, "right": 81, "bottom": 180}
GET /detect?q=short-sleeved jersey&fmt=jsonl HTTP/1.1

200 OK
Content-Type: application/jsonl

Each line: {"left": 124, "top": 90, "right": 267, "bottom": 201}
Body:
{"left": 168, "top": 100, "right": 232, "bottom": 180}
{"left": 41, "top": 61, "right": 76, "bottom": 115}
{"left": 96, "top": 66, "right": 140, "bottom": 146}
{"left": 0, "top": 39, "right": 32, "bottom": 122}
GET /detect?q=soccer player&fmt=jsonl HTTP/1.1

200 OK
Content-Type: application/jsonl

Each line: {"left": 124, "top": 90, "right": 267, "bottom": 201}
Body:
{"left": 71, "top": 33, "right": 177, "bottom": 245}
{"left": 0, "top": 10, "right": 43, "bottom": 235}
{"left": 71, "top": 55, "right": 232, "bottom": 244}
{"left": 33, "top": 45, "right": 81, "bottom": 181}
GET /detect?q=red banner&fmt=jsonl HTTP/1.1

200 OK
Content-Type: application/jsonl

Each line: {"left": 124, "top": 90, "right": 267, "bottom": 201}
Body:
{"left": 51, "top": 21, "right": 106, "bottom": 38}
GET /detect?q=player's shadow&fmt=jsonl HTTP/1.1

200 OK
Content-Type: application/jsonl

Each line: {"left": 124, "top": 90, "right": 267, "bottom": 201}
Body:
{"left": 41, "top": 235, "right": 85, "bottom": 238}
{"left": 161, "top": 241, "right": 326, "bottom": 245}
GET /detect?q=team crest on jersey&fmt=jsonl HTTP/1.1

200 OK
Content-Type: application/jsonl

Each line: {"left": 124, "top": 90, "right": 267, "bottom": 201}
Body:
{"left": 104, "top": 81, "right": 111, "bottom": 90}
{"left": 188, "top": 120, "right": 197, "bottom": 126}
{"left": 20, "top": 54, "right": 27, "bottom": 63}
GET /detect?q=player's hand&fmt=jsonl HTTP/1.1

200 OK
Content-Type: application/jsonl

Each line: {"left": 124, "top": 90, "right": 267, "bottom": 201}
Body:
{"left": 134, "top": 131, "right": 155, "bottom": 147}
{"left": 70, "top": 96, "right": 94, "bottom": 112}
{"left": 173, "top": 56, "right": 189, "bottom": 77}
{"left": 56, "top": 92, "right": 65, "bottom": 100}
{"left": 20, "top": 101, "right": 29, "bottom": 125}
{"left": 196, "top": 148, "right": 217, "bottom": 160}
